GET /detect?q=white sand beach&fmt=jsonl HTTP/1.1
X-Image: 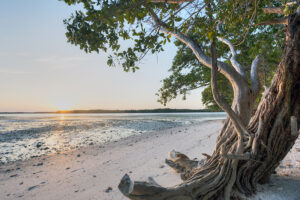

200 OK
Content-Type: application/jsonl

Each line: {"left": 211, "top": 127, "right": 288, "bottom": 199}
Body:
{"left": 0, "top": 120, "right": 299, "bottom": 200}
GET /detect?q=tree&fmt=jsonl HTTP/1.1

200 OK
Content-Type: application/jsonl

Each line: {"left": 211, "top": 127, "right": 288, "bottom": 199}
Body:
{"left": 61, "top": 0, "right": 300, "bottom": 199}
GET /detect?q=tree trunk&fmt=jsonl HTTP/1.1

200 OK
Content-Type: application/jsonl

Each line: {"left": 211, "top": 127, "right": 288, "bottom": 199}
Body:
{"left": 118, "top": 12, "right": 300, "bottom": 200}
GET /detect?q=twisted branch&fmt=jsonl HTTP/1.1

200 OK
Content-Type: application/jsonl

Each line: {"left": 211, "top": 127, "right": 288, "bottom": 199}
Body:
{"left": 210, "top": 39, "right": 249, "bottom": 200}
{"left": 250, "top": 55, "right": 264, "bottom": 98}
{"left": 148, "top": 9, "right": 248, "bottom": 92}
{"left": 217, "top": 37, "right": 246, "bottom": 78}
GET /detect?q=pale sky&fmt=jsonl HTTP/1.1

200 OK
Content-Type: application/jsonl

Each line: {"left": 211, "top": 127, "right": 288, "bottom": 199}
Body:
{"left": 0, "top": 0, "right": 204, "bottom": 112}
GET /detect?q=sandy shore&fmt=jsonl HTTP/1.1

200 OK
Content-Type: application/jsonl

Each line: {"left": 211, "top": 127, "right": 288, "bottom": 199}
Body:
{"left": 0, "top": 120, "right": 299, "bottom": 200}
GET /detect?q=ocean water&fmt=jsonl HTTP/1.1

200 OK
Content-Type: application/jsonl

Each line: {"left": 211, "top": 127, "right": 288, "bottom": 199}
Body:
{"left": 0, "top": 112, "right": 226, "bottom": 164}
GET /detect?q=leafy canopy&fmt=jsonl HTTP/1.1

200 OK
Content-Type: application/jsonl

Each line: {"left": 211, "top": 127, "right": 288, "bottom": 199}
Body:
{"left": 61, "top": 0, "right": 296, "bottom": 109}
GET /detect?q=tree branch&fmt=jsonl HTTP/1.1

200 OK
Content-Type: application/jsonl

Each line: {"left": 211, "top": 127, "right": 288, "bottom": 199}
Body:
{"left": 262, "top": 7, "right": 285, "bottom": 14}
{"left": 250, "top": 55, "right": 263, "bottom": 98}
{"left": 262, "top": 1, "right": 298, "bottom": 14}
{"left": 210, "top": 39, "right": 249, "bottom": 143}
{"left": 256, "top": 17, "right": 288, "bottom": 25}
{"left": 148, "top": 9, "right": 248, "bottom": 91}
{"left": 217, "top": 37, "right": 246, "bottom": 78}
{"left": 150, "top": 0, "right": 193, "bottom": 3}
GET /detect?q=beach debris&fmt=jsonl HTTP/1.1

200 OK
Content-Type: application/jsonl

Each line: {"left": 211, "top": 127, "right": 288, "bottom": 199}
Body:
{"left": 33, "top": 162, "right": 43, "bottom": 166}
{"left": 286, "top": 163, "right": 293, "bottom": 168}
{"left": 159, "top": 165, "right": 165, "bottom": 168}
{"left": 71, "top": 168, "right": 83, "bottom": 173}
{"left": 36, "top": 142, "right": 44, "bottom": 148}
{"left": 27, "top": 185, "right": 40, "bottom": 191}
{"left": 105, "top": 186, "right": 113, "bottom": 193}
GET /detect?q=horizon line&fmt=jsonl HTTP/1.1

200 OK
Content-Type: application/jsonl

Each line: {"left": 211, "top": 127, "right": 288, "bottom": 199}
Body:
{"left": 0, "top": 108, "right": 218, "bottom": 114}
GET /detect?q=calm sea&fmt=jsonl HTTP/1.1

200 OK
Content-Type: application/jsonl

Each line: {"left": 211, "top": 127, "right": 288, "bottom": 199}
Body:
{"left": 0, "top": 112, "right": 226, "bottom": 164}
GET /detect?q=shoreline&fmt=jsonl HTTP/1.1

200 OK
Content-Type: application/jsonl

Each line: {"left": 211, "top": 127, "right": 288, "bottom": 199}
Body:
{"left": 0, "top": 119, "right": 219, "bottom": 166}
{"left": 0, "top": 119, "right": 299, "bottom": 200}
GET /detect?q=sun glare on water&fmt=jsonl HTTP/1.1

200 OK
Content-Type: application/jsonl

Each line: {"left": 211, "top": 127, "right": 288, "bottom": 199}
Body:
{"left": 60, "top": 114, "right": 65, "bottom": 121}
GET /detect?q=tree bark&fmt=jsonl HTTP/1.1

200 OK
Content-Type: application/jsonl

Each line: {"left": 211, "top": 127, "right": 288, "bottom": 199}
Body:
{"left": 119, "top": 11, "right": 300, "bottom": 200}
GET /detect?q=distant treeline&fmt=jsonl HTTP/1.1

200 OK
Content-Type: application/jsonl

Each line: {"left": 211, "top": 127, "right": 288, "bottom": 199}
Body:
{"left": 0, "top": 108, "right": 218, "bottom": 114}
{"left": 55, "top": 108, "right": 215, "bottom": 114}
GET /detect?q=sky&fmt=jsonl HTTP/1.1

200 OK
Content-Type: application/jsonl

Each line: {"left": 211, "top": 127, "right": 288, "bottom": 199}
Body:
{"left": 0, "top": 0, "right": 204, "bottom": 112}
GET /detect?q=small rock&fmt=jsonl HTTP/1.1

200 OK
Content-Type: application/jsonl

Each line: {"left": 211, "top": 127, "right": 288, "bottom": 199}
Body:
{"left": 74, "top": 190, "right": 79, "bottom": 193}
{"left": 105, "top": 187, "right": 112, "bottom": 193}
{"left": 66, "top": 167, "right": 70, "bottom": 170}
{"left": 77, "top": 154, "right": 81, "bottom": 157}
{"left": 10, "top": 174, "right": 18, "bottom": 178}
{"left": 89, "top": 142, "right": 94, "bottom": 146}
{"left": 159, "top": 165, "right": 165, "bottom": 168}
{"left": 19, "top": 182, "right": 23, "bottom": 185}
{"left": 93, "top": 175, "right": 96, "bottom": 178}
{"left": 129, "top": 171, "right": 132, "bottom": 174}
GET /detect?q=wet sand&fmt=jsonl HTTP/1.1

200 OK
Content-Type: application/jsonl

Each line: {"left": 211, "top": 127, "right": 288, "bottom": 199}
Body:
{"left": 0, "top": 120, "right": 299, "bottom": 200}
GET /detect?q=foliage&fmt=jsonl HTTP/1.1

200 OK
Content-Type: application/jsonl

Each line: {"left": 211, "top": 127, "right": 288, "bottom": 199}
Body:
{"left": 61, "top": 0, "right": 296, "bottom": 109}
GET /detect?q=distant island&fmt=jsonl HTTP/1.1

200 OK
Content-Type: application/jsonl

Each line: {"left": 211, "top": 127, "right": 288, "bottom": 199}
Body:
{"left": 0, "top": 108, "right": 218, "bottom": 114}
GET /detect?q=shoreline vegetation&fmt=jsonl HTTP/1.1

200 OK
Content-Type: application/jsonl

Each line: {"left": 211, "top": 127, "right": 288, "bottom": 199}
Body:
{"left": 0, "top": 120, "right": 299, "bottom": 200}
{"left": 0, "top": 108, "right": 217, "bottom": 114}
